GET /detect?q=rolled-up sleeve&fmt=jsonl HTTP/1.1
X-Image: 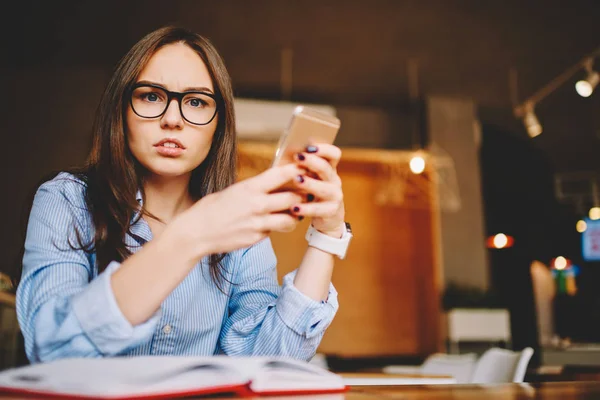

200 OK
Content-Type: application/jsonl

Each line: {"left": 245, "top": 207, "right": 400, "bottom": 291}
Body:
{"left": 218, "top": 238, "right": 338, "bottom": 360}
{"left": 16, "top": 178, "right": 159, "bottom": 363}
{"left": 276, "top": 270, "right": 338, "bottom": 338}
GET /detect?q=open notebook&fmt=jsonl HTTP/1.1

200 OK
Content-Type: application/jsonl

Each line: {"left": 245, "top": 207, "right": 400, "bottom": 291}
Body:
{"left": 0, "top": 356, "right": 347, "bottom": 399}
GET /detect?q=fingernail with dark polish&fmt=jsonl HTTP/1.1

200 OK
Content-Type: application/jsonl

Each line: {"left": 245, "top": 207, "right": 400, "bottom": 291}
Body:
{"left": 296, "top": 153, "right": 306, "bottom": 161}
{"left": 296, "top": 175, "right": 304, "bottom": 183}
{"left": 293, "top": 206, "right": 300, "bottom": 213}
{"left": 307, "top": 194, "right": 315, "bottom": 202}
{"left": 306, "top": 146, "right": 318, "bottom": 153}
{"left": 298, "top": 216, "right": 304, "bottom": 221}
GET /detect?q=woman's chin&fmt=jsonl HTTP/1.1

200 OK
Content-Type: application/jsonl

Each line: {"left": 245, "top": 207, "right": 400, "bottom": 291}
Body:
{"left": 145, "top": 162, "right": 196, "bottom": 179}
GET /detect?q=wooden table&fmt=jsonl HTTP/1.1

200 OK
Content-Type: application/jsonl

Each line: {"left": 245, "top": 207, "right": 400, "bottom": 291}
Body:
{"left": 349, "top": 381, "right": 600, "bottom": 399}
{"left": 226, "top": 381, "right": 600, "bottom": 399}
{"left": 340, "top": 372, "right": 456, "bottom": 385}
{"left": 1, "top": 381, "right": 599, "bottom": 399}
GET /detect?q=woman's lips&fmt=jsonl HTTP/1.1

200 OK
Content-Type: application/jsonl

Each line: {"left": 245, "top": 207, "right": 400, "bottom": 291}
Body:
{"left": 155, "top": 145, "right": 185, "bottom": 157}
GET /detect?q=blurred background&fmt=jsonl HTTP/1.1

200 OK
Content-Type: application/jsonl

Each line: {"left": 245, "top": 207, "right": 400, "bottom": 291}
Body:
{"left": 1, "top": 0, "right": 600, "bottom": 382}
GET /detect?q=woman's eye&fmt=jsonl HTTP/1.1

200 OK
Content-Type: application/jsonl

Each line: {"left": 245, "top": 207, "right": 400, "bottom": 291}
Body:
{"left": 188, "top": 97, "right": 207, "bottom": 108}
{"left": 143, "top": 93, "right": 160, "bottom": 102}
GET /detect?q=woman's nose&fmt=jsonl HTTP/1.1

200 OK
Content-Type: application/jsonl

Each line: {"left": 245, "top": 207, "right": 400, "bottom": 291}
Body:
{"left": 160, "top": 99, "right": 184, "bottom": 129}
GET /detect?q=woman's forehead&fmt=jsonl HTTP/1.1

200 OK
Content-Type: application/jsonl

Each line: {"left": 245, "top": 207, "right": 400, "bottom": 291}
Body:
{"left": 137, "top": 42, "right": 214, "bottom": 92}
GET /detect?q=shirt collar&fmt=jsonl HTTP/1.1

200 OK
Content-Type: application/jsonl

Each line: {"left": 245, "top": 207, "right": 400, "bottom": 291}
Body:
{"left": 135, "top": 189, "right": 143, "bottom": 206}
{"left": 131, "top": 189, "right": 144, "bottom": 224}
{"left": 129, "top": 189, "right": 152, "bottom": 243}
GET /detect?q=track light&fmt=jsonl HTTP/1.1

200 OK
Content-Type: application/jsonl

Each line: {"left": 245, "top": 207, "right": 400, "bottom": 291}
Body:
{"left": 575, "top": 61, "right": 599, "bottom": 97}
{"left": 513, "top": 48, "right": 600, "bottom": 138}
{"left": 522, "top": 103, "right": 542, "bottom": 138}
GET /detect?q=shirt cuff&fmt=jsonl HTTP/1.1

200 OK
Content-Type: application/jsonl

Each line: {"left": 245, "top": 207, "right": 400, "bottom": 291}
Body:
{"left": 71, "top": 261, "right": 161, "bottom": 355}
{"left": 276, "top": 269, "right": 339, "bottom": 339}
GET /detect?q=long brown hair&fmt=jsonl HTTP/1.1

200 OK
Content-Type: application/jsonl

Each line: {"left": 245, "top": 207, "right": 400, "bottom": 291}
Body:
{"left": 79, "top": 26, "right": 236, "bottom": 287}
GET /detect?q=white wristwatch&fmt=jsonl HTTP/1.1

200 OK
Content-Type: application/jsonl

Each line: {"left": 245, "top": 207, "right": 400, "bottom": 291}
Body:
{"left": 305, "top": 222, "right": 353, "bottom": 259}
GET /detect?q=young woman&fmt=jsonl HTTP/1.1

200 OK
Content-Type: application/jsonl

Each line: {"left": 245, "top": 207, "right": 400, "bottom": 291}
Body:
{"left": 16, "top": 26, "right": 352, "bottom": 363}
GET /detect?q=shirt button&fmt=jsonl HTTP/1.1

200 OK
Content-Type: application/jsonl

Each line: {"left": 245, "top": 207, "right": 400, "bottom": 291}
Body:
{"left": 162, "top": 324, "right": 172, "bottom": 334}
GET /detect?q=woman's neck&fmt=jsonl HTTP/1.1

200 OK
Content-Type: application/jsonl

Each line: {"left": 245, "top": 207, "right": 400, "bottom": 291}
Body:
{"left": 142, "top": 173, "right": 194, "bottom": 223}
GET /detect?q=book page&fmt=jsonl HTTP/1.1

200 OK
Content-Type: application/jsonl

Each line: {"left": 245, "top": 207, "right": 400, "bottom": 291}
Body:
{"left": 0, "top": 356, "right": 346, "bottom": 397}
{"left": 0, "top": 356, "right": 246, "bottom": 398}
{"left": 247, "top": 358, "right": 345, "bottom": 393}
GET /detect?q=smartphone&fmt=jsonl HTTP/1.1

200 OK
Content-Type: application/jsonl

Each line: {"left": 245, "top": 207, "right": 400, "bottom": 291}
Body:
{"left": 271, "top": 106, "right": 341, "bottom": 167}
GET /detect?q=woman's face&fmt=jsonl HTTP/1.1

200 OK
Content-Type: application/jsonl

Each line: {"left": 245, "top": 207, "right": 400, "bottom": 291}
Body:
{"left": 126, "top": 43, "right": 218, "bottom": 178}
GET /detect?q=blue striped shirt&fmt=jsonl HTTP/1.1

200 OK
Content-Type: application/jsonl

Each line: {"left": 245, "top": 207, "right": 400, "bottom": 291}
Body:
{"left": 16, "top": 172, "right": 338, "bottom": 363}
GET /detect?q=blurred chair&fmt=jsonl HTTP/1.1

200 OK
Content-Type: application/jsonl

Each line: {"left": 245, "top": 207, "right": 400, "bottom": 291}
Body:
{"left": 383, "top": 352, "right": 477, "bottom": 383}
{"left": 530, "top": 261, "right": 556, "bottom": 346}
{"left": 469, "top": 347, "right": 535, "bottom": 383}
{"left": 446, "top": 308, "right": 511, "bottom": 353}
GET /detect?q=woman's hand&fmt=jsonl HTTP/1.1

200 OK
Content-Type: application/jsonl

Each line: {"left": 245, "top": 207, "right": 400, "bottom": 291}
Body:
{"left": 291, "top": 144, "right": 345, "bottom": 238}
{"left": 168, "top": 164, "right": 305, "bottom": 259}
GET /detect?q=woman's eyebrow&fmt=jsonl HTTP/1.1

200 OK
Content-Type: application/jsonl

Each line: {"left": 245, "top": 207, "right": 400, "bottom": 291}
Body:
{"left": 136, "top": 80, "right": 214, "bottom": 94}
{"left": 182, "top": 85, "right": 214, "bottom": 94}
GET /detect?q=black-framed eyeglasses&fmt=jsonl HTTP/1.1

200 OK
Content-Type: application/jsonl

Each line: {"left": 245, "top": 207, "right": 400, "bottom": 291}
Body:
{"left": 129, "top": 83, "right": 219, "bottom": 126}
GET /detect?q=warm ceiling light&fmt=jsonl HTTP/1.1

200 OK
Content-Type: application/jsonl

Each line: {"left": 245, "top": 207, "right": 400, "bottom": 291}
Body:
{"left": 589, "top": 207, "right": 600, "bottom": 220}
{"left": 409, "top": 155, "right": 426, "bottom": 174}
{"left": 554, "top": 256, "right": 568, "bottom": 270}
{"left": 576, "top": 219, "right": 587, "bottom": 233}
{"left": 493, "top": 234, "right": 508, "bottom": 249}
{"left": 486, "top": 233, "right": 514, "bottom": 249}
